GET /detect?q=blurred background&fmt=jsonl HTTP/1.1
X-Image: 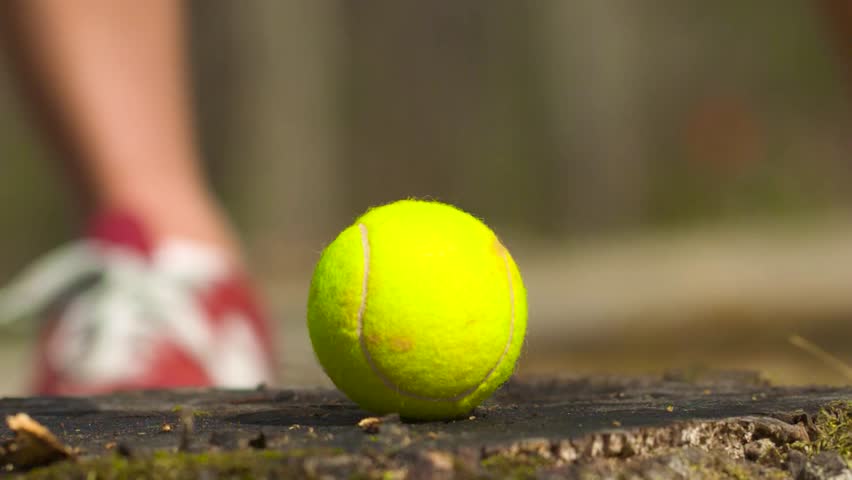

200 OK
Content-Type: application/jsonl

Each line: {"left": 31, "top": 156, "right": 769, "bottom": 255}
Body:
{"left": 0, "top": 0, "right": 850, "bottom": 394}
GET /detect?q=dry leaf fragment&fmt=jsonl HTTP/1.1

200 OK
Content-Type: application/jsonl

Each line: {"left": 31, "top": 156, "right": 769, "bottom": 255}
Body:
{"left": 358, "top": 417, "right": 382, "bottom": 434}
{"left": 0, "top": 413, "right": 74, "bottom": 470}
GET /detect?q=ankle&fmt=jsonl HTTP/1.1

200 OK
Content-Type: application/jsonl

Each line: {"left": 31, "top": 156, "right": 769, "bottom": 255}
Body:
{"left": 94, "top": 194, "right": 244, "bottom": 267}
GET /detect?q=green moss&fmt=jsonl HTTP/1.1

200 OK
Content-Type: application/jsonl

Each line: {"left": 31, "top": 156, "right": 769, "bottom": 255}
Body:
{"left": 786, "top": 401, "right": 851, "bottom": 468}
{"left": 722, "top": 463, "right": 751, "bottom": 480}
{"left": 480, "top": 454, "right": 554, "bottom": 480}
{"left": 20, "top": 449, "right": 360, "bottom": 479}
{"left": 812, "top": 401, "right": 852, "bottom": 466}
{"left": 680, "top": 450, "right": 759, "bottom": 480}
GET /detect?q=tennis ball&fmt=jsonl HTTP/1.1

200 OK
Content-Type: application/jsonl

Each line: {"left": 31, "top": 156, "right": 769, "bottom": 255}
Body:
{"left": 307, "top": 199, "right": 527, "bottom": 420}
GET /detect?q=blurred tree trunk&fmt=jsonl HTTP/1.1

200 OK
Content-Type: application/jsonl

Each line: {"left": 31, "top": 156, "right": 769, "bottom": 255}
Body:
{"left": 191, "top": 0, "right": 342, "bottom": 272}
{"left": 533, "top": 1, "right": 648, "bottom": 233}
{"left": 819, "top": 0, "right": 852, "bottom": 95}
{"left": 0, "top": 48, "right": 78, "bottom": 278}
{"left": 340, "top": 1, "right": 489, "bottom": 216}
{"left": 340, "top": 1, "right": 552, "bottom": 231}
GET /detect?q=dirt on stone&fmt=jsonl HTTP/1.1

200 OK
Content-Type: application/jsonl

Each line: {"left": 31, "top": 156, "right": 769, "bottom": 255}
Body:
{"left": 1, "top": 373, "right": 849, "bottom": 479}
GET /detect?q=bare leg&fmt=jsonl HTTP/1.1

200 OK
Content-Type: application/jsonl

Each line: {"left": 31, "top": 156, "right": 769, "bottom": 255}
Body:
{"left": 1, "top": 0, "right": 240, "bottom": 261}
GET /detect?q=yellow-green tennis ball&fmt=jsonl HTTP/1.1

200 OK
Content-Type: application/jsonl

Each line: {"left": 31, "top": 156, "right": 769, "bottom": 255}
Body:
{"left": 307, "top": 199, "right": 527, "bottom": 420}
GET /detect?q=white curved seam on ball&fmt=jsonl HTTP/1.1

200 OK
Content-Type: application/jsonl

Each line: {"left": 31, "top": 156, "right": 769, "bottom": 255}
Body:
{"left": 469, "top": 242, "right": 516, "bottom": 395}
{"left": 357, "top": 223, "right": 516, "bottom": 403}
{"left": 357, "top": 223, "right": 409, "bottom": 398}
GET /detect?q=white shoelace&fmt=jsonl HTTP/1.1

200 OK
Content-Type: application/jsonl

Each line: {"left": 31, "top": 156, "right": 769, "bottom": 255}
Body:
{"left": 0, "top": 240, "right": 270, "bottom": 388}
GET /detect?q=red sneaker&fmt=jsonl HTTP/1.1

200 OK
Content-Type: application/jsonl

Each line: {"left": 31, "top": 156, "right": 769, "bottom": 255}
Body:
{"left": 0, "top": 212, "right": 275, "bottom": 395}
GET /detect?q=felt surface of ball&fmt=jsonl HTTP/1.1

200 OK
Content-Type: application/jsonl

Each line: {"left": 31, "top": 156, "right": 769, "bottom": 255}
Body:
{"left": 307, "top": 199, "right": 527, "bottom": 420}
